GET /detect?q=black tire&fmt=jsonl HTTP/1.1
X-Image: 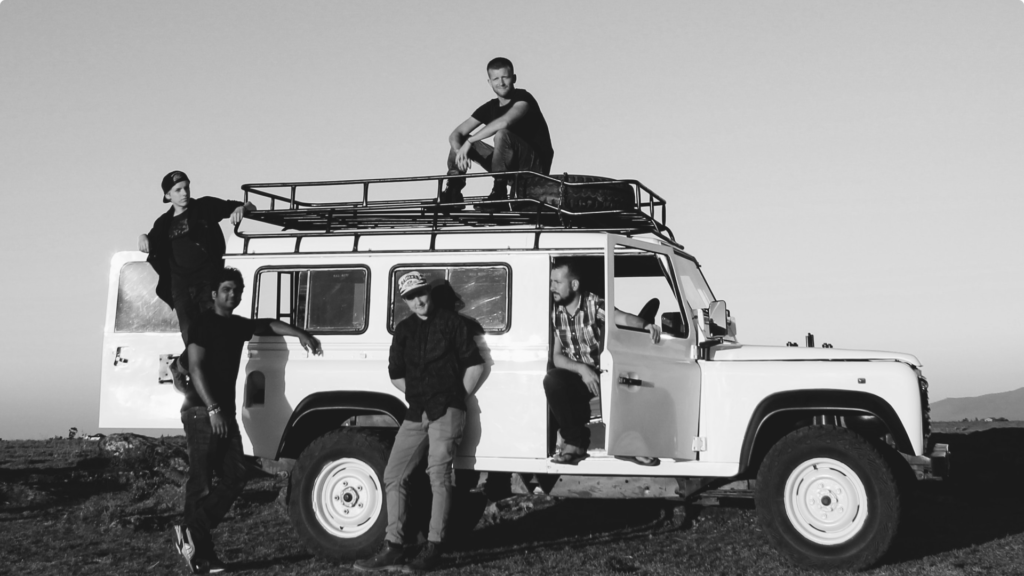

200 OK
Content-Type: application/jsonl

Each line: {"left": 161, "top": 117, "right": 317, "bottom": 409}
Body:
{"left": 288, "top": 430, "right": 392, "bottom": 563}
{"left": 754, "top": 425, "right": 901, "bottom": 571}
{"left": 519, "top": 174, "right": 636, "bottom": 212}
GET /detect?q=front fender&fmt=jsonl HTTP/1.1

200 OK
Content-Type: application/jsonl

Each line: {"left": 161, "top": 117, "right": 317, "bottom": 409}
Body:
{"left": 738, "top": 389, "right": 913, "bottom": 474}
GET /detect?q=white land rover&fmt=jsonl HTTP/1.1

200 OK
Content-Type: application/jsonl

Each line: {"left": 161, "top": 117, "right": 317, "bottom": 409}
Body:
{"left": 100, "top": 172, "right": 947, "bottom": 571}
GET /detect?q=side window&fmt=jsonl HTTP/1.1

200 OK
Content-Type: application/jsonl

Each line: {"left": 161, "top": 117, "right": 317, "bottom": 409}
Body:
{"left": 256, "top": 267, "right": 368, "bottom": 334}
{"left": 114, "top": 262, "right": 179, "bottom": 333}
{"left": 612, "top": 246, "right": 688, "bottom": 338}
{"left": 390, "top": 265, "right": 510, "bottom": 333}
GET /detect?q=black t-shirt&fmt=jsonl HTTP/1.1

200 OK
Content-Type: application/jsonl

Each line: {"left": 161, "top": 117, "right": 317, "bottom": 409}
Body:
{"left": 185, "top": 310, "right": 260, "bottom": 415}
{"left": 169, "top": 212, "right": 213, "bottom": 275}
{"left": 472, "top": 88, "right": 553, "bottom": 160}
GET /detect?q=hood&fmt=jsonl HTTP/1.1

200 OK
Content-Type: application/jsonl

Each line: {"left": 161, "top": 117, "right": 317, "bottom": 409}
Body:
{"left": 709, "top": 344, "right": 922, "bottom": 366}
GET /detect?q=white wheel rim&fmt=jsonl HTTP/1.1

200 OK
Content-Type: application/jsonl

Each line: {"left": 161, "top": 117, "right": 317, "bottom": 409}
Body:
{"left": 311, "top": 458, "right": 383, "bottom": 539}
{"left": 783, "top": 457, "right": 868, "bottom": 546}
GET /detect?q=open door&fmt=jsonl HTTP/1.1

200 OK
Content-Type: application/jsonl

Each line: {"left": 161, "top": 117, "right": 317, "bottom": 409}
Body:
{"left": 98, "top": 252, "right": 187, "bottom": 429}
{"left": 603, "top": 235, "right": 701, "bottom": 460}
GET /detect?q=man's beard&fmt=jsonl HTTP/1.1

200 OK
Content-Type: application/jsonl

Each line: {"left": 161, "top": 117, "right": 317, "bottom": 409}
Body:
{"left": 552, "top": 290, "right": 577, "bottom": 306}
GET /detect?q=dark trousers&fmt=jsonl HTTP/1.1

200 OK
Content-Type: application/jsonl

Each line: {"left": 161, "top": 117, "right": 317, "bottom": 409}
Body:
{"left": 446, "top": 129, "right": 552, "bottom": 191}
{"left": 171, "top": 275, "right": 214, "bottom": 347}
{"left": 181, "top": 407, "right": 248, "bottom": 559}
{"left": 543, "top": 368, "right": 594, "bottom": 449}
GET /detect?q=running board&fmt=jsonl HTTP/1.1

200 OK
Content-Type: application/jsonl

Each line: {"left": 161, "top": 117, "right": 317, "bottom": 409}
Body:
{"left": 510, "top": 474, "right": 755, "bottom": 500}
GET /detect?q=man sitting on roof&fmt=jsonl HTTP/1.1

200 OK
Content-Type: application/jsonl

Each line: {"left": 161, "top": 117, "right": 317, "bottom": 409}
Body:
{"left": 441, "top": 57, "right": 554, "bottom": 210}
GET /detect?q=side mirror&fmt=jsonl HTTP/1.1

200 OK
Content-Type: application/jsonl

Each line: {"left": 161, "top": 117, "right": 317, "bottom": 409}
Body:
{"left": 661, "top": 312, "right": 685, "bottom": 338}
{"left": 707, "top": 300, "right": 728, "bottom": 337}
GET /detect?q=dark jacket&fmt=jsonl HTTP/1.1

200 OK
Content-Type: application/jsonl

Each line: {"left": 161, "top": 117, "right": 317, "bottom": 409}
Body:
{"left": 388, "top": 307, "right": 485, "bottom": 422}
{"left": 146, "top": 196, "right": 242, "bottom": 307}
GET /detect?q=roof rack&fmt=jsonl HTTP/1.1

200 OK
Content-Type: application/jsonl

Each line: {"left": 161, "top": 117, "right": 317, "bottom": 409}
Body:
{"left": 237, "top": 171, "right": 679, "bottom": 253}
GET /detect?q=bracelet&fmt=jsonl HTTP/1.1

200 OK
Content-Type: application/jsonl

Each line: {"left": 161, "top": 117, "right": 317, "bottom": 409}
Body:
{"left": 207, "top": 404, "right": 221, "bottom": 417}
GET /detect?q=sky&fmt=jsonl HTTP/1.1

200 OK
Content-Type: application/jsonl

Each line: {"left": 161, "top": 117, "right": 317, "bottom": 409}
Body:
{"left": 0, "top": 0, "right": 1022, "bottom": 439}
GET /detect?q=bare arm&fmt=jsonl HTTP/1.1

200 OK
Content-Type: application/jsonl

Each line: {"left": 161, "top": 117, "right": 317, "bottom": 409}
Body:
{"left": 230, "top": 201, "right": 256, "bottom": 225}
{"left": 466, "top": 101, "right": 528, "bottom": 144}
{"left": 463, "top": 363, "right": 485, "bottom": 396}
{"left": 453, "top": 102, "right": 529, "bottom": 172}
{"left": 138, "top": 234, "right": 149, "bottom": 252}
{"left": 187, "top": 343, "right": 229, "bottom": 437}
{"left": 449, "top": 117, "right": 482, "bottom": 151}
{"left": 613, "top": 308, "right": 661, "bottom": 343}
{"left": 450, "top": 117, "right": 483, "bottom": 173}
{"left": 255, "top": 320, "right": 323, "bottom": 355}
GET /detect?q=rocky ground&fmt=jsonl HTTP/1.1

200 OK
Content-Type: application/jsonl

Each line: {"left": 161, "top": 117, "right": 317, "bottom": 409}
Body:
{"left": 1, "top": 423, "right": 1023, "bottom": 575}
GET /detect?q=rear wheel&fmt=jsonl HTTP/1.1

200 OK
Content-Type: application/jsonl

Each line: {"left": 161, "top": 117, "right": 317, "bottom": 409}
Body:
{"left": 755, "top": 425, "right": 901, "bottom": 571}
{"left": 288, "top": 430, "right": 391, "bottom": 563}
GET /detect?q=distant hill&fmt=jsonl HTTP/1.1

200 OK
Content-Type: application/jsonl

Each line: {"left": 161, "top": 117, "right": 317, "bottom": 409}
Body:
{"left": 930, "top": 387, "right": 1024, "bottom": 422}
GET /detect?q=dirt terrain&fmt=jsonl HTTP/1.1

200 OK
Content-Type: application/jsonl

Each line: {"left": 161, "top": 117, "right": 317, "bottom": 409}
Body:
{"left": 2, "top": 423, "right": 1023, "bottom": 576}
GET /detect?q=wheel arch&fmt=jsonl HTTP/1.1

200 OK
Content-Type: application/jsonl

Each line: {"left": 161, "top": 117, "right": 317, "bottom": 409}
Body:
{"left": 738, "top": 389, "right": 914, "bottom": 475}
{"left": 276, "top": 391, "right": 406, "bottom": 460}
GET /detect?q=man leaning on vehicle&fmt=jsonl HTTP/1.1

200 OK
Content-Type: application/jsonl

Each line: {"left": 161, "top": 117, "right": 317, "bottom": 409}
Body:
{"left": 355, "top": 272, "right": 485, "bottom": 573}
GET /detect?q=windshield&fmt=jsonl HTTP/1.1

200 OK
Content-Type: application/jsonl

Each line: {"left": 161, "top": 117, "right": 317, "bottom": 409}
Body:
{"left": 672, "top": 254, "right": 715, "bottom": 312}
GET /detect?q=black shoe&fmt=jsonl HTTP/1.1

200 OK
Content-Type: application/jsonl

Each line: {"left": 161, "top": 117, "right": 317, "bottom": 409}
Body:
{"left": 173, "top": 525, "right": 208, "bottom": 574}
{"left": 404, "top": 541, "right": 442, "bottom": 573}
{"left": 477, "top": 185, "right": 509, "bottom": 213}
{"left": 439, "top": 181, "right": 465, "bottom": 212}
{"left": 353, "top": 541, "right": 405, "bottom": 571}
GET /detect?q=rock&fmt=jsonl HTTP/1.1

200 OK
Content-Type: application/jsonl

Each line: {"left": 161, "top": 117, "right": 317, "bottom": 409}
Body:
{"left": 99, "top": 433, "right": 189, "bottom": 483}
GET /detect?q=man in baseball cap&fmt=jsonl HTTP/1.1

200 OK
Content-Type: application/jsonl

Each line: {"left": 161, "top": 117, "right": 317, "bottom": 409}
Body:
{"left": 139, "top": 171, "right": 255, "bottom": 347}
{"left": 355, "top": 271, "right": 485, "bottom": 573}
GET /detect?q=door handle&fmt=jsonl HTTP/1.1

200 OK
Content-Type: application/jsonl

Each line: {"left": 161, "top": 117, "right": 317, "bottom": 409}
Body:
{"left": 114, "top": 346, "right": 130, "bottom": 366}
{"left": 618, "top": 375, "right": 642, "bottom": 387}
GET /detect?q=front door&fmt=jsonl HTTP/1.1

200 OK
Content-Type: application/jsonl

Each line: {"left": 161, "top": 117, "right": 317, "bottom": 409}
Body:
{"left": 604, "top": 235, "right": 701, "bottom": 460}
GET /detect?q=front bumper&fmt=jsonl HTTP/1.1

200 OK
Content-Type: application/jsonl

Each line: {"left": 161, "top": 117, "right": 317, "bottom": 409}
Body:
{"left": 904, "top": 442, "right": 950, "bottom": 480}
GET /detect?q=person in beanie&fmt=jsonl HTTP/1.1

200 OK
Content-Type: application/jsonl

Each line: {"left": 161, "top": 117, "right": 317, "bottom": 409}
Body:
{"left": 173, "top": 267, "right": 322, "bottom": 574}
{"left": 354, "top": 272, "right": 485, "bottom": 573}
{"left": 138, "top": 171, "right": 254, "bottom": 387}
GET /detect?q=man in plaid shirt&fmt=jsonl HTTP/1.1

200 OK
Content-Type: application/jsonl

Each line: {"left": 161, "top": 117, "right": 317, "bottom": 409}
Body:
{"left": 545, "top": 258, "right": 660, "bottom": 465}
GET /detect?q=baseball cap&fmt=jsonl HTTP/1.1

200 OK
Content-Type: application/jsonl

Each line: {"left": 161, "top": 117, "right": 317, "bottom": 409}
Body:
{"left": 398, "top": 271, "right": 430, "bottom": 298}
{"left": 161, "top": 170, "right": 190, "bottom": 202}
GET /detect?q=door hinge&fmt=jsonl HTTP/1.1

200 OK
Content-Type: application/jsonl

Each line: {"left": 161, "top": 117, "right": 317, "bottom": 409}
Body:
{"left": 691, "top": 437, "right": 707, "bottom": 452}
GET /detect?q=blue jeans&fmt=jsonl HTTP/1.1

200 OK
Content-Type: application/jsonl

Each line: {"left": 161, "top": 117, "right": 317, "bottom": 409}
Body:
{"left": 181, "top": 407, "right": 248, "bottom": 558}
{"left": 383, "top": 407, "right": 466, "bottom": 545}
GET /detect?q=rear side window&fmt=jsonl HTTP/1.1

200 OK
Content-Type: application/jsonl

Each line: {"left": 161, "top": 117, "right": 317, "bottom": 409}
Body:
{"left": 114, "top": 262, "right": 179, "bottom": 333}
{"left": 255, "top": 267, "right": 369, "bottom": 334}
{"left": 390, "top": 265, "right": 510, "bottom": 333}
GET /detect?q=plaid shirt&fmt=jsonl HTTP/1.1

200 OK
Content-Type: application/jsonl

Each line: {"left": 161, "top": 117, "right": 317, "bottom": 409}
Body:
{"left": 552, "top": 291, "right": 606, "bottom": 368}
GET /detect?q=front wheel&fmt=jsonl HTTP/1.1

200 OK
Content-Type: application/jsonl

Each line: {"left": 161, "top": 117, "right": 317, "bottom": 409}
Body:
{"left": 288, "top": 430, "right": 392, "bottom": 563}
{"left": 755, "top": 425, "right": 901, "bottom": 571}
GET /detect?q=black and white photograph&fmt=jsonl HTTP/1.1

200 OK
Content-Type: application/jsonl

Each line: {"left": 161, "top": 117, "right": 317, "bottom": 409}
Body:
{"left": 2, "top": 1, "right": 1023, "bottom": 574}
